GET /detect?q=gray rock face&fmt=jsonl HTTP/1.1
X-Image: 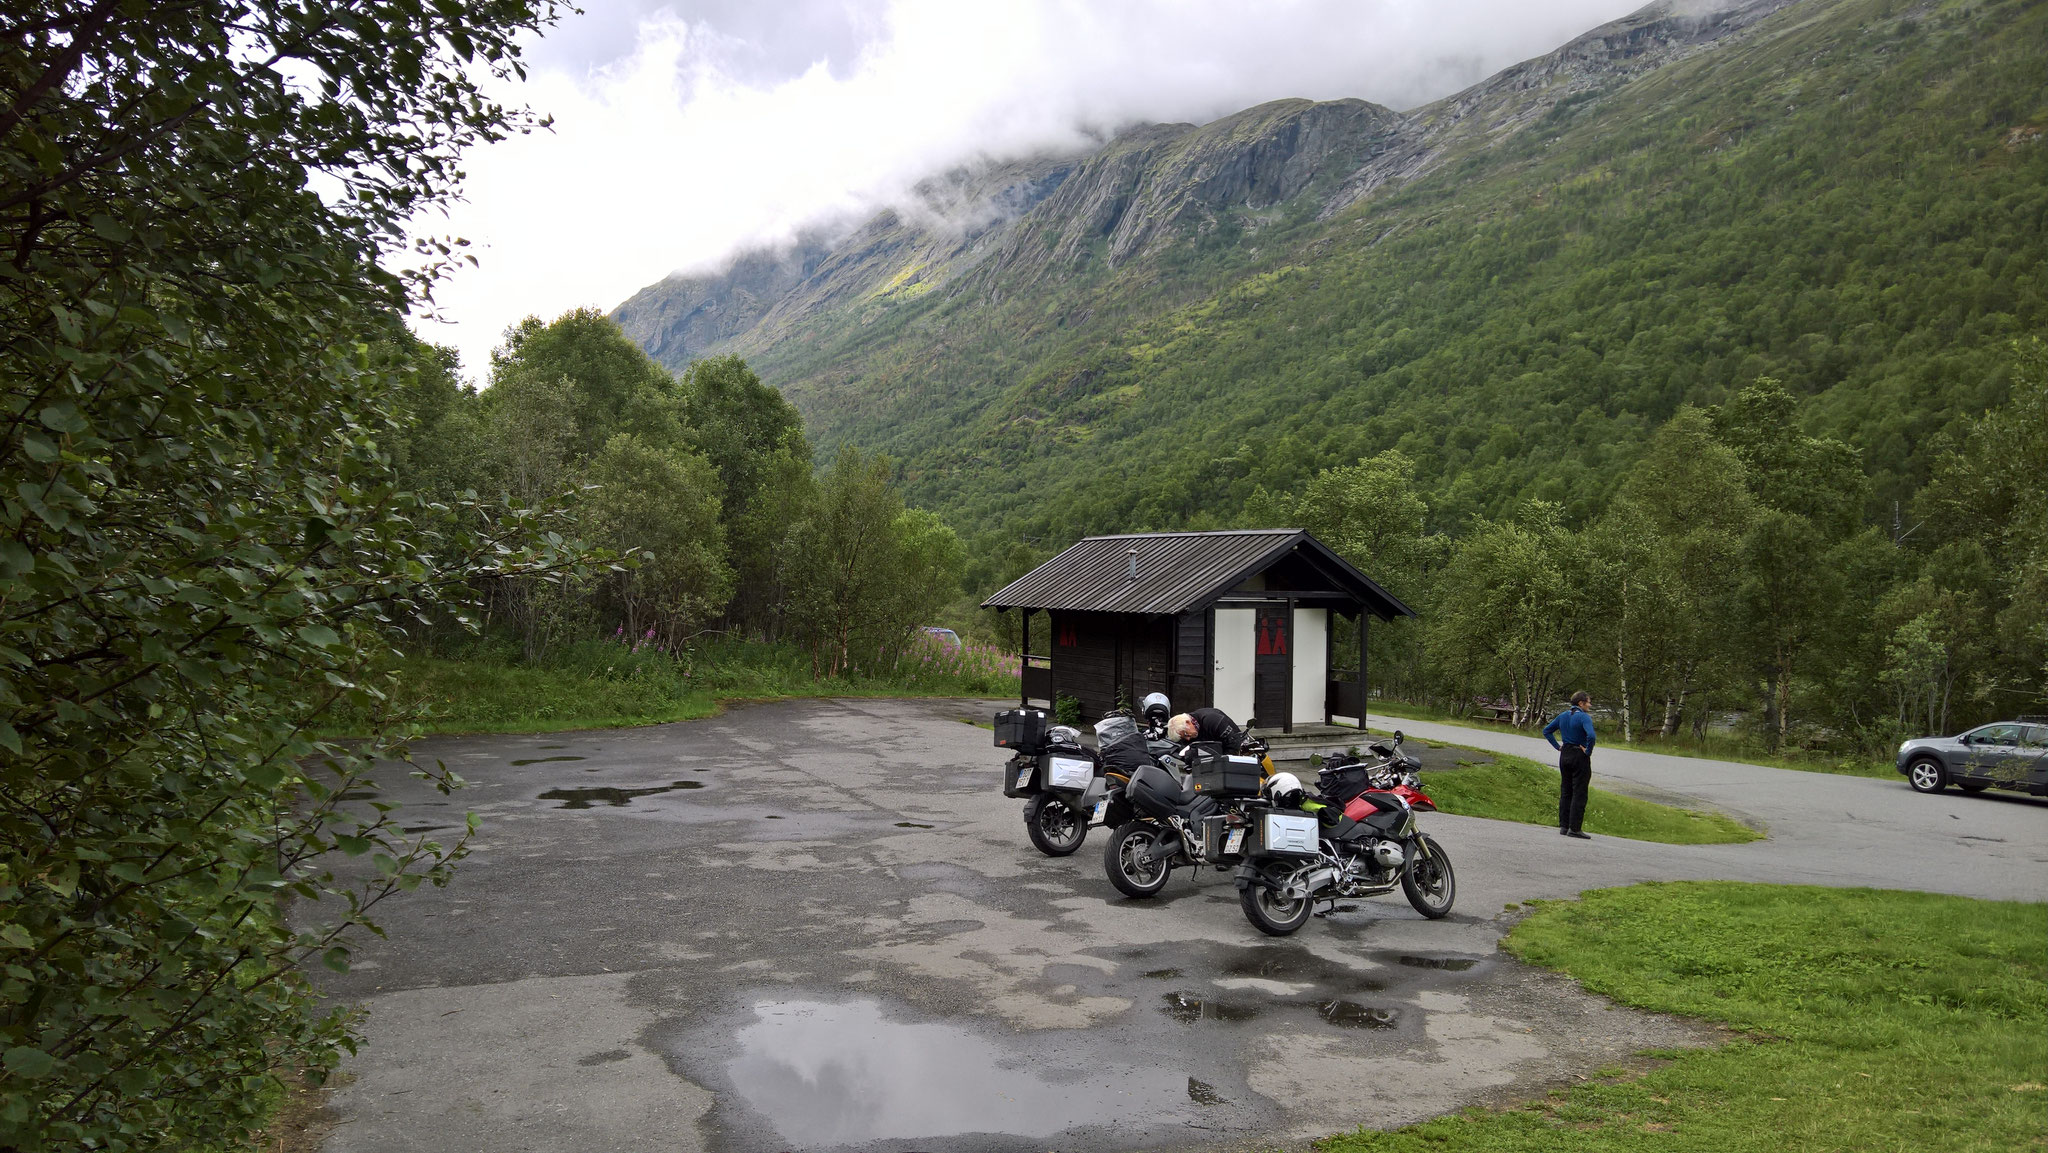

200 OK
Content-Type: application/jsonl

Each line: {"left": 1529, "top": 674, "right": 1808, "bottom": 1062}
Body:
{"left": 612, "top": 0, "right": 1805, "bottom": 372}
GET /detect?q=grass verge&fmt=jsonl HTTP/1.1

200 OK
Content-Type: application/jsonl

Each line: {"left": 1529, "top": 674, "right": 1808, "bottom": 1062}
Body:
{"left": 1367, "top": 698, "right": 1895, "bottom": 779}
{"left": 334, "top": 636, "right": 1020, "bottom": 735}
{"left": 1420, "top": 751, "right": 1762, "bottom": 844}
{"left": 1323, "top": 882, "right": 2047, "bottom": 1153}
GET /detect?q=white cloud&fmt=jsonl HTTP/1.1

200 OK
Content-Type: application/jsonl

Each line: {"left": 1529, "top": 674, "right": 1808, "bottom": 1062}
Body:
{"left": 410, "top": 0, "right": 1648, "bottom": 380}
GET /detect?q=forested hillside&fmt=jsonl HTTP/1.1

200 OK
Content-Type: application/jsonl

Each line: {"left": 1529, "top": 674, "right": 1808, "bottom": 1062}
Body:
{"left": 619, "top": 0, "right": 2043, "bottom": 542}
{"left": 610, "top": 0, "right": 2045, "bottom": 746}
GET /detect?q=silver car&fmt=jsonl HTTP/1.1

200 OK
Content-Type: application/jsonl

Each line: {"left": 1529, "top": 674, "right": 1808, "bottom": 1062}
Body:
{"left": 1897, "top": 719, "right": 2048, "bottom": 796}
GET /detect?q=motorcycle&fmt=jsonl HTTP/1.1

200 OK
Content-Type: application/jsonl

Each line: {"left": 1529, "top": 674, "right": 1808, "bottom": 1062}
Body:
{"left": 1101, "top": 724, "right": 1276, "bottom": 898}
{"left": 1232, "top": 732, "right": 1456, "bottom": 936}
{"left": 995, "top": 709, "right": 1165, "bottom": 857}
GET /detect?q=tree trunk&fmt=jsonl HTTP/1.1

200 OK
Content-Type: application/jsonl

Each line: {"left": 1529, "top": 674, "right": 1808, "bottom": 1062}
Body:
{"left": 1615, "top": 636, "right": 1634, "bottom": 744}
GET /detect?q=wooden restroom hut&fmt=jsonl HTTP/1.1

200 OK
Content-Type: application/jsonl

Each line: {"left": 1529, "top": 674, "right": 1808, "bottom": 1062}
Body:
{"left": 983, "top": 529, "right": 1416, "bottom": 733}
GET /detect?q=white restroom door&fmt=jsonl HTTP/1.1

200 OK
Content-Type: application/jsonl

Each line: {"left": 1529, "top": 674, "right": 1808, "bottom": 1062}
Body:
{"left": 1292, "top": 608, "right": 1328, "bottom": 727}
{"left": 1212, "top": 608, "right": 1255, "bottom": 723}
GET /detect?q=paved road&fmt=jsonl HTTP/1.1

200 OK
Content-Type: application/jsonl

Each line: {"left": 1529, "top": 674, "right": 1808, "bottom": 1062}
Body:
{"left": 1377, "top": 717, "right": 2048, "bottom": 904}
{"left": 316, "top": 700, "right": 2047, "bottom": 1153}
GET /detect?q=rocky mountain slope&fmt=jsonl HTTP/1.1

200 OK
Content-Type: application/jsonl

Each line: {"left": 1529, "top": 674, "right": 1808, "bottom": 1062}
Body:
{"left": 614, "top": 0, "right": 1794, "bottom": 365}
{"left": 612, "top": 0, "right": 2045, "bottom": 545}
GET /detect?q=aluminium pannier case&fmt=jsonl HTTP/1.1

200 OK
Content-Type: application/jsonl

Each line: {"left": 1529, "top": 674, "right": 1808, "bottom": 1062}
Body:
{"left": 994, "top": 707, "right": 1052, "bottom": 754}
{"left": 1189, "top": 748, "right": 1264, "bottom": 797}
{"left": 1039, "top": 746, "right": 1101, "bottom": 796}
{"left": 1257, "top": 811, "right": 1321, "bottom": 857}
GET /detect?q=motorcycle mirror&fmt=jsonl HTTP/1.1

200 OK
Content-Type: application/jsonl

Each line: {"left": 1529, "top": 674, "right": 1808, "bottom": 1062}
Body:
{"left": 1243, "top": 716, "right": 1259, "bottom": 730}
{"left": 1392, "top": 729, "right": 1404, "bottom": 743}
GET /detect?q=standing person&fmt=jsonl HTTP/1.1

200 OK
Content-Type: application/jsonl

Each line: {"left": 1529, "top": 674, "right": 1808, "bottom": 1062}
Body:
{"left": 1543, "top": 691, "right": 1596, "bottom": 840}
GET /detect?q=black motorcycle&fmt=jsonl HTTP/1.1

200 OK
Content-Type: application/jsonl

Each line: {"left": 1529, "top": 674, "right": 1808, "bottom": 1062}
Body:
{"left": 1101, "top": 726, "right": 1274, "bottom": 897}
{"left": 1232, "top": 733, "right": 1455, "bottom": 935}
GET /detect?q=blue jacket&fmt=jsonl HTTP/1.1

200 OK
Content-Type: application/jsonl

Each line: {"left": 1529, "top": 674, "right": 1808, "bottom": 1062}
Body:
{"left": 1543, "top": 706, "right": 1596, "bottom": 753}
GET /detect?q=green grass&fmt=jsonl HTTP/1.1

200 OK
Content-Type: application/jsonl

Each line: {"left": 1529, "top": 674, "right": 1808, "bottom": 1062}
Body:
{"left": 1322, "top": 882, "right": 2048, "bottom": 1153}
{"left": 333, "top": 636, "right": 1020, "bottom": 735}
{"left": 1367, "top": 698, "right": 1896, "bottom": 780}
{"left": 1417, "top": 751, "right": 1763, "bottom": 844}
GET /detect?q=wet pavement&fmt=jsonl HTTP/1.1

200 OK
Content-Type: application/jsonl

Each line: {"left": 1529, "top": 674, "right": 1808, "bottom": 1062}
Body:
{"left": 315, "top": 698, "right": 2046, "bottom": 1153}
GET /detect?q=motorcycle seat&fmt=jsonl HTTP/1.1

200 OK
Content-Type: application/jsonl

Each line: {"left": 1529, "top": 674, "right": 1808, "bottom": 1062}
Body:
{"left": 1127, "top": 763, "right": 1221, "bottom": 822}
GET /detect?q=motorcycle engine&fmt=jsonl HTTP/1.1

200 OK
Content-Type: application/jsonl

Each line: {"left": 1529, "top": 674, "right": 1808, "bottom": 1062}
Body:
{"left": 1370, "top": 840, "right": 1405, "bottom": 869}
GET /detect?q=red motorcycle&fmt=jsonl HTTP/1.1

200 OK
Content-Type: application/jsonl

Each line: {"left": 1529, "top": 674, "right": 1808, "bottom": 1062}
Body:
{"left": 1231, "top": 732, "right": 1455, "bottom": 936}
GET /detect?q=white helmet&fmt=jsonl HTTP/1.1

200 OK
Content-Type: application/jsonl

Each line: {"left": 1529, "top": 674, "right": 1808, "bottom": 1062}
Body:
{"left": 1047, "top": 725, "right": 1083, "bottom": 747}
{"left": 1264, "top": 771, "right": 1304, "bottom": 808}
{"left": 1140, "top": 692, "right": 1171, "bottom": 723}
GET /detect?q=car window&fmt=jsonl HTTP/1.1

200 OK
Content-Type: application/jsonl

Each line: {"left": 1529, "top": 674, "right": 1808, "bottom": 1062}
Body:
{"left": 2023, "top": 725, "right": 2048, "bottom": 749}
{"left": 1970, "top": 724, "right": 2021, "bottom": 746}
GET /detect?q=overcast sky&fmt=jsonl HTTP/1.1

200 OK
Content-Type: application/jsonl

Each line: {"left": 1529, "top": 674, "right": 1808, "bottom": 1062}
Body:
{"left": 410, "top": 0, "right": 1649, "bottom": 379}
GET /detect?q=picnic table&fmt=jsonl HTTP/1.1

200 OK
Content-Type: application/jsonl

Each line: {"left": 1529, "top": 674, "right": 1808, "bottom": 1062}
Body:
{"left": 1472, "top": 698, "right": 1518, "bottom": 724}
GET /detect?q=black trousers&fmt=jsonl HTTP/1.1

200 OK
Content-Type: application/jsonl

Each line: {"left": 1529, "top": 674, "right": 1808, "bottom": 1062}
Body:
{"left": 1558, "top": 746, "right": 1592, "bottom": 832}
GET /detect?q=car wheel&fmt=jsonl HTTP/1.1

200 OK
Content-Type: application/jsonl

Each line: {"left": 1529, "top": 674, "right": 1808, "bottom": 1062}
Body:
{"left": 1906, "top": 759, "right": 1946, "bottom": 794}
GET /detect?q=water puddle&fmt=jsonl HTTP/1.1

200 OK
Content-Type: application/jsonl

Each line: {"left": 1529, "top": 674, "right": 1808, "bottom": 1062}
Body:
{"left": 1143, "top": 968, "right": 1183, "bottom": 980}
{"left": 726, "top": 999, "right": 1184, "bottom": 1145}
{"left": 335, "top": 789, "right": 379, "bottom": 802}
{"left": 1318, "top": 1000, "right": 1400, "bottom": 1028}
{"left": 1393, "top": 954, "right": 1479, "bottom": 971}
{"left": 1187, "top": 1077, "right": 1226, "bottom": 1105}
{"left": 894, "top": 821, "right": 935, "bottom": 829}
{"left": 402, "top": 824, "right": 454, "bottom": 834}
{"left": 1218, "top": 944, "right": 1386, "bottom": 991}
{"left": 538, "top": 781, "right": 702, "bottom": 809}
{"left": 512, "top": 755, "right": 586, "bottom": 766}
{"left": 538, "top": 744, "right": 567, "bottom": 750}
{"left": 763, "top": 814, "right": 785, "bottom": 819}
{"left": 1160, "top": 991, "right": 1261, "bottom": 1023}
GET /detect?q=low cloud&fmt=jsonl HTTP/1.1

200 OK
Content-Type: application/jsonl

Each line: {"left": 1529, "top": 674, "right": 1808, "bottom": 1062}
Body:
{"left": 413, "top": 0, "right": 1648, "bottom": 378}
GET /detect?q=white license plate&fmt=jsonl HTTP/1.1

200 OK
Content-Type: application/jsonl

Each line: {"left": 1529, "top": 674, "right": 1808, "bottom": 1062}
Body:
{"left": 1092, "top": 800, "right": 1108, "bottom": 822}
{"left": 1224, "top": 829, "right": 1245, "bottom": 855}
{"left": 1016, "top": 767, "right": 1032, "bottom": 788}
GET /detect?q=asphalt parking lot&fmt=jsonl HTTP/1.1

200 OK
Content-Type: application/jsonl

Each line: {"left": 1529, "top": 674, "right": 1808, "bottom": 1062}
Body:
{"left": 316, "top": 698, "right": 2048, "bottom": 1153}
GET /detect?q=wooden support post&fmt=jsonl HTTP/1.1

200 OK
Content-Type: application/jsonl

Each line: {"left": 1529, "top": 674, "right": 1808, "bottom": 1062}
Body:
{"left": 1360, "top": 611, "right": 1370, "bottom": 733}
{"left": 1018, "top": 608, "right": 1028, "bottom": 707}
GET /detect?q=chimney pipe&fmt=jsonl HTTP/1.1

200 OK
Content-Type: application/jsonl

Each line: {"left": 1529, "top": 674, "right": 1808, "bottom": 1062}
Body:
{"left": 1128, "top": 548, "right": 1139, "bottom": 581}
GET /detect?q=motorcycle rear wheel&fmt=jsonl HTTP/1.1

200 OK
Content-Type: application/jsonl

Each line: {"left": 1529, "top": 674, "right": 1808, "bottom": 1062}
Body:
{"left": 1024, "top": 794, "right": 1087, "bottom": 857}
{"left": 1104, "top": 820, "right": 1175, "bottom": 898}
{"left": 1401, "top": 834, "right": 1456, "bottom": 919}
{"left": 1239, "top": 861, "right": 1313, "bottom": 936}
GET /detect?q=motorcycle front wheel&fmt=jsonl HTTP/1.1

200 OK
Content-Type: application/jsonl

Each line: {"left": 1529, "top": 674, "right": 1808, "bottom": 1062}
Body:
{"left": 1104, "top": 820, "right": 1175, "bottom": 898}
{"left": 1024, "top": 794, "right": 1087, "bottom": 857}
{"left": 1239, "top": 860, "right": 1313, "bottom": 936}
{"left": 1401, "top": 834, "right": 1456, "bottom": 919}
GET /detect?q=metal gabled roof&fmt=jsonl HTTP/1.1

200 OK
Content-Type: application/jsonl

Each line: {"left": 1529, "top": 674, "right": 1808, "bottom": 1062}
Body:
{"left": 981, "top": 529, "right": 1416, "bottom": 620}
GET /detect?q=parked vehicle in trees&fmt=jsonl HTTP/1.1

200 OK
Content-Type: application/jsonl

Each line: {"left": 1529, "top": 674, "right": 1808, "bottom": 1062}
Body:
{"left": 1897, "top": 719, "right": 2048, "bottom": 796}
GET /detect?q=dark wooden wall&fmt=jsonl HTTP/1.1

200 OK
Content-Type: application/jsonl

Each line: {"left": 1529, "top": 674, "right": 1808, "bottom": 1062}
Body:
{"left": 1173, "top": 611, "right": 1210, "bottom": 712}
{"left": 1049, "top": 610, "right": 1176, "bottom": 722}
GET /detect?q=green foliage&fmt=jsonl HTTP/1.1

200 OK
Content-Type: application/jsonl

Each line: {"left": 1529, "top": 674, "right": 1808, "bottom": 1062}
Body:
{"left": 1326, "top": 883, "right": 2046, "bottom": 1151}
{"left": 1915, "top": 336, "right": 2048, "bottom": 711}
{"left": 1425, "top": 502, "right": 1592, "bottom": 726}
{"left": 582, "top": 433, "right": 732, "bottom": 642}
{"left": 1415, "top": 754, "right": 1760, "bottom": 844}
{"left": 347, "top": 633, "right": 1019, "bottom": 734}
{"left": 0, "top": 1, "right": 570, "bottom": 1148}
{"left": 781, "top": 447, "right": 965, "bottom": 676}
{"left": 678, "top": 355, "right": 811, "bottom": 634}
